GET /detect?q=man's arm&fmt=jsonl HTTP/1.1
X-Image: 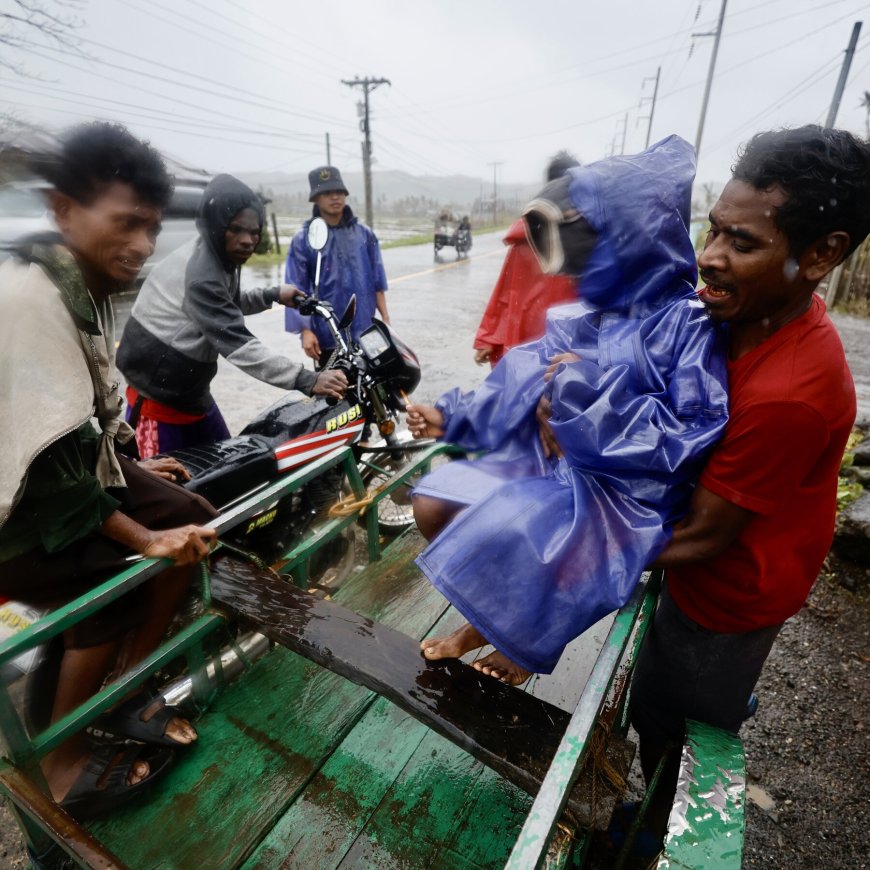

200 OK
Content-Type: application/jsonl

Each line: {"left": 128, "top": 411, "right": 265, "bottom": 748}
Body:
{"left": 184, "top": 274, "right": 319, "bottom": 394}
{"left": 100, "top": 510, "right": 215, "bottom": 566}
{"left": 375, "top": 289, "right": 389, "bottom": 324}
{"left": 652, "top": 484, "right": 754, "bottom": 568}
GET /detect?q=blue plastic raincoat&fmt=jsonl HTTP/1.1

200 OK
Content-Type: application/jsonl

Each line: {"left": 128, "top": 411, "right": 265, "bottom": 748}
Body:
{"left": 283, "top": 205, "right": 388, "bottom": 349}
{"left": 415, "top": 136, "right": 729, "bottom": 674}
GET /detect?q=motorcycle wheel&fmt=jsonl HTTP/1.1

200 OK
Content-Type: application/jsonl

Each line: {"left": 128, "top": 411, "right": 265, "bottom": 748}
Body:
{"left": 361, "top": 458, "right": 417, "bottom": 534}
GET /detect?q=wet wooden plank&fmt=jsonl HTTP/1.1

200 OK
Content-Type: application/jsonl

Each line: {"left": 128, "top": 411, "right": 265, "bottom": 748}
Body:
{"left": 210, "top": 552, "right": 632, "bottom": 831}
{"left": 242, "top": 698, "right": 433, "bottom": 870}
{"left": 242, "top": 606, "right": 468, "bottom": 870}
{"left": 91, "top": 531, "right": 451, "bottom": 869}
{"left": 338, "top": 728, "right": 519, "bottom": 870}
{"left": 210, "top": 553, "right": 584, "bottom": 814}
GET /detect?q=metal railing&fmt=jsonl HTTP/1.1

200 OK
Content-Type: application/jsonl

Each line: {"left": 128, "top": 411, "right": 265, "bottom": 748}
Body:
{"left": 0, "top": 442, "right": 450, "bottom": 867}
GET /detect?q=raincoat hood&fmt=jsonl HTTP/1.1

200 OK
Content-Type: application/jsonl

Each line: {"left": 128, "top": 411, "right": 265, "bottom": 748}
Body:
{"left": 534, "top": 135, "right": 697, "bottom": 315}
{"left": 196, "top": 174, "right": 265, "bottom": 272}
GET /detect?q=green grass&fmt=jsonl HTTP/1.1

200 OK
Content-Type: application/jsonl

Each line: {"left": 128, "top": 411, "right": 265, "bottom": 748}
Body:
{"left": 381, "top": 232, "right": 435, "bottom": 250}
{"left": 246, "top": 225, "right": 511, "bottom": 265}
{"left": 246, "top": 250, "right": 286, "bottom": 268}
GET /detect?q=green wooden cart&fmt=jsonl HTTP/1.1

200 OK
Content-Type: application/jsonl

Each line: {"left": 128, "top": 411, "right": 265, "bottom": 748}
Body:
{"left": 0, "top": 446, "right": 745, "bottom": 869}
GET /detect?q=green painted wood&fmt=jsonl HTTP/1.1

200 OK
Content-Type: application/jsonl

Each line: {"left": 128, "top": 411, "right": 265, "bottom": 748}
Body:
{"left": 210, "top": 553, "right": 601, "bottom": 822}
{"left": 657, "top": 720, "right": 745, "bottom": 869}
{"left": 336, "top": 729, "right": 524, "bottom": 869}
{"left": 91, "top": 530, "right": 451, "bottom": 869}
{"left": 242, "top": 698, "right": 432, "bottom": 870}
{"left": 241, "top": 604, "right": 468, "bottom": 870}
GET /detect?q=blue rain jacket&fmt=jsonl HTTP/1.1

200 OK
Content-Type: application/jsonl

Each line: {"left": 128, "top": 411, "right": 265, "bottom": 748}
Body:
{"left": 283, "top": 205, "right": 388, "bottom": 349}
{"left": 415, "top": 136, "right": 729, "bottom": 674}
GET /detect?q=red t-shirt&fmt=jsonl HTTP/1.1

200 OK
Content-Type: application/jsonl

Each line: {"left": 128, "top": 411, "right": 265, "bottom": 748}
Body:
{"left": 668, "top": 295, "right": 856, "bottom": 632}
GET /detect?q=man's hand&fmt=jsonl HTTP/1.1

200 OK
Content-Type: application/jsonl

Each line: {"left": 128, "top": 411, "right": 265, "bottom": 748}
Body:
{"left": 279, "top": 284, "right": 306, "bottom": 307}
{"left": 142, "top": 525, "right": 217, "bottom": 566}
{"left": 301, "top": 328, "right": 321, "bottom": 360}
{"left": 474, "top": 346, "right": 492, "bottom": 366}
{"left": 312, "top": 369, "right": 347, "bottom": 400}
{"left": 138, "top": 456, "right": 191, "bottom": 482}
{"left": 544, "top": 352, "right": 581, "bottom": 383}
{"left": 536, "top": 394, "right": 563, "bottom": 459}
{"left": 406, "top": 403, "right": 445, "bottom": 439}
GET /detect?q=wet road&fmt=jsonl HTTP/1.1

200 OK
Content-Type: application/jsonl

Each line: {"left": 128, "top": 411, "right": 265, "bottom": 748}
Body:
{"left": 214, "top": 229, "right": 508, "bottom": 433}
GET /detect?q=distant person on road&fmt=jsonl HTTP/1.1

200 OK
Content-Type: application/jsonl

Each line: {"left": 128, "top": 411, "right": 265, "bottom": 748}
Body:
{"left": 473, "top": 151, "right": 581, "bottom": 367}
{"left": 284, "top": 165, "right": 389, "bottom": 368}
{"left": 118, "top": 173, "right": 346, "bottom": 458}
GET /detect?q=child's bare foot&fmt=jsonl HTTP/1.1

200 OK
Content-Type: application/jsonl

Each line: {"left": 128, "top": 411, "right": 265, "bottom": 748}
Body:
{"left": 420, "top": 623, "right": 487, "bottom": 660}
{"left": 472, "top": 650, "right": 532, "bottom": 686}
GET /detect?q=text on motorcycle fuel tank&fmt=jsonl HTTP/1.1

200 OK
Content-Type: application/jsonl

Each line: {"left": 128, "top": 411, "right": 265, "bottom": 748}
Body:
{"left": 274, "top": 408, "right": 365, "bottom": 472}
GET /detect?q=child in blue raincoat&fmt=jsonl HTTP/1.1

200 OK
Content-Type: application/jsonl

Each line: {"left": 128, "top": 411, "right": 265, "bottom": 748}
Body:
{"left": 406, "top": 136, "right": 729, "bottom": 684}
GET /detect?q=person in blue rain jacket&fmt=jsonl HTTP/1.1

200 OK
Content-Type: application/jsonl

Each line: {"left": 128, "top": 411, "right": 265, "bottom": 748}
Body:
{"left": 405, "top": 136, "right": 729, "bottom": 685}
{"left": 283, "top": 165, "right": 389, "bottom": 367}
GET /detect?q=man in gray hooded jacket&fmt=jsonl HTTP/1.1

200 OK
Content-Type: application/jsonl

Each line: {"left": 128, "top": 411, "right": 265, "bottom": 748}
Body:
{"left": 118, "top": 174, "right": 346, "bottom": 457}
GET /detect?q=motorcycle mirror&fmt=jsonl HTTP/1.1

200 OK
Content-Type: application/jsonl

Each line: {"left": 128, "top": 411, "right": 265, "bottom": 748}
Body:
{"left": 337, "top": 295, "right": 357, "bottom": 331}
{"left": 307, "top": 217, "right": 329, "bottom": 297}
{"left": 307, "top": 217, "right": 329, "bottom": 252}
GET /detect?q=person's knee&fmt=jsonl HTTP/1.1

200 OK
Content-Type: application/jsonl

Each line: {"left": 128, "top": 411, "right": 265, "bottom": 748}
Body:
{"left": 412, "top": 495, "right": 456, "bottom": 541}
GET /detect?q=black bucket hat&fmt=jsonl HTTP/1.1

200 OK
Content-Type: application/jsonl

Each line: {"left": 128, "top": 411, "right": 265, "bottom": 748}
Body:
{"left": 308, "top": 165, "right": 349, "bottom": 202}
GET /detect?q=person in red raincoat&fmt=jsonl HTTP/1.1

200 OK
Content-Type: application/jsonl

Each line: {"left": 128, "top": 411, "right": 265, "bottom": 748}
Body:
{"left": 473, "top": 152, "right": 581, "bottom": 367}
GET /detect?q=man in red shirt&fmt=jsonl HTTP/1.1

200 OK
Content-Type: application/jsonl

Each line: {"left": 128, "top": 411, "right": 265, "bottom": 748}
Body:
{"left": 629, "top": 125, "right": 870, "bottom": 841}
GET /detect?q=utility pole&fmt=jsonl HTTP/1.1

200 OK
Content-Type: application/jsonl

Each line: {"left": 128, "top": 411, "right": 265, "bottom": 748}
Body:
{"left": 826, "top": 21, "right": 862, "bottom": 127}
{"left": 341, "top": 76, "right": 391, "bottom": 228}
{"left": 325, "top": 132, "right": 331, "bottom": 165}
{"left": 619, "top": 112, "right": 628, "bottom": 155}
{"left": 639, "top": 66, "right": 661, "bottom": 149}
{"left": 487, "top": 161, "right": 503, "bottom": 226}
{"left": 693, "top": 0, "right": 728, "bottom": 159}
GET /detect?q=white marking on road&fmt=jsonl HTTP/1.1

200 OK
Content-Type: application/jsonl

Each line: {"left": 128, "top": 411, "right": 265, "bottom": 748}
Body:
{"left": 389, "top": 248, "right": 503, "bottom": 285}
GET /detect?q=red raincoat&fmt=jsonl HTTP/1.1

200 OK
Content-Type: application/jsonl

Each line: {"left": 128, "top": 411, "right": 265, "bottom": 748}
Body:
{"left": 473, "top": 219, "right": 578, "bottom": 365}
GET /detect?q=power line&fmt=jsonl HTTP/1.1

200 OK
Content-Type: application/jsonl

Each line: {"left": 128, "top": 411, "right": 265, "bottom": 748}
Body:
{"left": 14, "top": 40, "right": 357, "bottom": 137}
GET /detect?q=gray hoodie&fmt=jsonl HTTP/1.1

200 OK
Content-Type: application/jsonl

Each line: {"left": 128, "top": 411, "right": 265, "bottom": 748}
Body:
{"left": 117, "top": 174, "right": 316, "bottom": 415}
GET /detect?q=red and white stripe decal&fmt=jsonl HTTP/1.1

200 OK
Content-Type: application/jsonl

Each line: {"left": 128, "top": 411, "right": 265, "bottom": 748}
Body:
{"left": 274, "top": 422, "right": 365, "bottom": 472}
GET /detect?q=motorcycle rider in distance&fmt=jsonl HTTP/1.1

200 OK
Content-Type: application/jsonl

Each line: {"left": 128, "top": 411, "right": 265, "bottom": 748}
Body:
{"left": 118, "top": 174, "right": 347, "bottom": 458}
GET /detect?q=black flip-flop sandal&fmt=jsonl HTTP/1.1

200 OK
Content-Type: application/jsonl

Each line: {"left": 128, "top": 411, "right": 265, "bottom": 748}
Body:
{"left": 91, "top": 689, "right": 196, "bottom": 747}
{"left": 60, "top": 742, "right": 175, "bottom": 820}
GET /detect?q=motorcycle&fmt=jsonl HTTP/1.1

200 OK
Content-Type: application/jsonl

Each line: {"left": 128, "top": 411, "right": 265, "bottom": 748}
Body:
{"left": 433, "top": 219, "right": 472, "bottom": 261}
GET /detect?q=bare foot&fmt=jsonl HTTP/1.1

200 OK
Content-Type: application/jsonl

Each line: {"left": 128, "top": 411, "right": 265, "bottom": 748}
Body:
{"left": 141, "top": 699, "right": 197, "bottom": 745}
{"left": 43, "top": 748, "right": 149, "bottom": 803}
{"left": 472, "top": 650, "right": 532, "bottom": 686}
{"left": 420, "top": 622, "right": 487, "bottom": 661}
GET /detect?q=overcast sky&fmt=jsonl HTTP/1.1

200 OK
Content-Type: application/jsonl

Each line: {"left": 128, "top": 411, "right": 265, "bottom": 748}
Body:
{"left": 2, "top": 0, "right": 868, "bottom": 189}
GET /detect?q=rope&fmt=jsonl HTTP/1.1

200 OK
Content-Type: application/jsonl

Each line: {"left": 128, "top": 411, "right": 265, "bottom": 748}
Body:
{"left": 326, "top": 480, "right": 390, "bottom": 518}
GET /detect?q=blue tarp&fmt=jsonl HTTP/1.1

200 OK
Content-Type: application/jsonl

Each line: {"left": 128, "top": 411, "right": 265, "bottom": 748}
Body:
{"left": 414, "top": 136, "right": 729, "bottom": 673}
